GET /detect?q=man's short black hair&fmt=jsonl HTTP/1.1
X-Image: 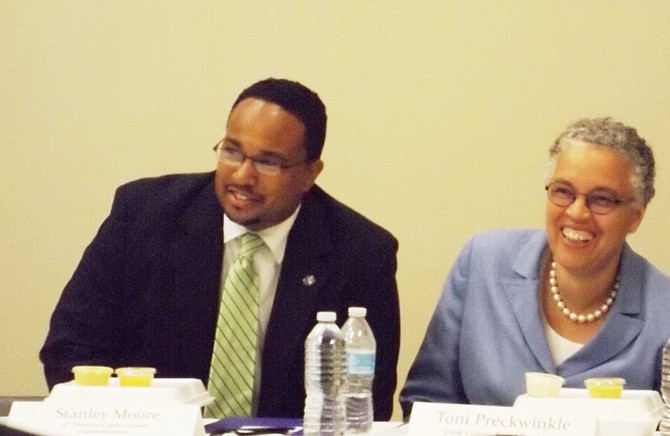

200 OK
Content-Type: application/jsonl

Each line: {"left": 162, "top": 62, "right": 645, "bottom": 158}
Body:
{"left": 232, "top": 78, "right": 327, "bottom": 162}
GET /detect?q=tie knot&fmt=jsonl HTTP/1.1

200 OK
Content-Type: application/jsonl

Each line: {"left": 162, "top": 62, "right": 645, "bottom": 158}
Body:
{"left": 239, "top": 233, "right": 263, "bottom": 258}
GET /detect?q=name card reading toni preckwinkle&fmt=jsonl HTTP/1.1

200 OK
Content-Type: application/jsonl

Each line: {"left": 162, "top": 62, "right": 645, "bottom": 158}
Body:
{"left": 408, "top": 402, "right": 597, "bottom": 436}
{"left": 7, "top": 401, "right": 206, "bottom": 436}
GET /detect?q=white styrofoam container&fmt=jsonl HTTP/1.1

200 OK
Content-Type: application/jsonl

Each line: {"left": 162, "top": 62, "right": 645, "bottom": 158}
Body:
{"left": 45, "top": 378, "right": 214, "bottom": 406}
{"left": 513, "top": 388, "right": 662, "bottom": 436}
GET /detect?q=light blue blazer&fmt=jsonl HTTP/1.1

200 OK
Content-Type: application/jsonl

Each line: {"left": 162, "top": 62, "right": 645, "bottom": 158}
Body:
{"left": 400, "top": 228, "right": 670, "bottom": 417}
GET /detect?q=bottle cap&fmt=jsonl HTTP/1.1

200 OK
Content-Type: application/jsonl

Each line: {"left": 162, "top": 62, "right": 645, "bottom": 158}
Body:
{"left": 316, "top": 311, "right": 337, "bottom": 322}
{"left": 348, "top": 307, "right": 367, "bottom": 317}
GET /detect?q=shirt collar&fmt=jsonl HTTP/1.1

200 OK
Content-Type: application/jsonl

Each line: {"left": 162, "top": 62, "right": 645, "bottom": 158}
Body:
{"left": 223, "top": 204, "right": 301, "bottom": 265}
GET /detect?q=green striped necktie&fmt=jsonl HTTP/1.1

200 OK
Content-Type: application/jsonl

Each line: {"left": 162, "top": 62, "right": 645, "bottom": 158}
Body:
{"left": 207, "top": 232, "right": 264, "bottom": 418}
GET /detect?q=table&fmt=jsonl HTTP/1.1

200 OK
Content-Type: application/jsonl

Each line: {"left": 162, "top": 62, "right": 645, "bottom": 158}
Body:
{"left": 207, "top": 421, "right": 407, "bottom": 435}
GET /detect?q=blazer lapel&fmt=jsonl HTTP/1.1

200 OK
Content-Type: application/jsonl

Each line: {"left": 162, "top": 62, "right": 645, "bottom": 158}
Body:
{"left": 559, "top": 245, "right": 644, "bottom": 375}
{"left": 504, "top": 239, "right": 645, "bottom": 377}
{"left": 169, "top": 178, "right": 223, "bottom": 379}
{"left": 261, "top": 188, "right": 333, "bottom": 387}
{"left": 501, "top": 232, "right": 557, "bottom": 373}
{"left": 503, "top": 279, "right": 557, "bottom": 373}
{"left": 559, "top": 313, "right": 643, "bottom": 376}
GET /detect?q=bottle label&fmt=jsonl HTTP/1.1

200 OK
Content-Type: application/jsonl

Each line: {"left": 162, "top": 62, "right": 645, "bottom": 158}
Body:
{"left": 346, "top": 351, "right": 375, "bottom": 375}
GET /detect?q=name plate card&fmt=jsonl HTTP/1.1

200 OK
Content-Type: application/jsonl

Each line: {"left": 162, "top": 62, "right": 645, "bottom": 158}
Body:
{"left": 408, "top": 402, "right": 597, "bottom": 436}
{"left": 7, "top": 401, "right": 205, "bottom": 436}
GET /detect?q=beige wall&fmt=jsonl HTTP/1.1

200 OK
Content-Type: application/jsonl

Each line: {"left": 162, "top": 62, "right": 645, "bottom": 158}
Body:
{"left": 2, "top": 1, "right": 669, "bottom": 420}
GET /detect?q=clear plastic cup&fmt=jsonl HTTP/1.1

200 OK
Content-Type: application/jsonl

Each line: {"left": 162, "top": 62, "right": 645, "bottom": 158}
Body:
{"left": 115, "top": 367, "right": 156, "bottom": 387}
{"left": 525, "top": 372, "right": 565, "bottom": 397}
{"left": 72, "top": 366, "right": 114, "bottom": 386}
{"left": 584, "top": 377, "right": 625, "bottom": 398}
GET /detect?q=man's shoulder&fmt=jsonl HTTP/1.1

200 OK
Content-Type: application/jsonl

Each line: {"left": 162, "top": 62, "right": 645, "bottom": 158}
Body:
{"left": 117, "top": 172, "right": 214, "bottom": 197}
{"left": 304, "top": 185, "right": 397, "bottom": 245}
{"left": 112, "top": 172, "right": 218, "bottom": 218}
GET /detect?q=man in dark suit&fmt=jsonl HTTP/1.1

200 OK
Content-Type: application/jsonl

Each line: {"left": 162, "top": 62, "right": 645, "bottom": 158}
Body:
{"left": 40, "top": 78, "right": 400, "bottom": 420}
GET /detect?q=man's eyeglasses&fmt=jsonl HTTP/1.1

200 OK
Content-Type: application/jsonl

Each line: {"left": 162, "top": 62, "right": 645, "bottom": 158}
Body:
{"left": 213, "top": 139, "right": 307, "bottom": 176}
{"left": 545, "top": 181, "right": 636, "bottom": 215}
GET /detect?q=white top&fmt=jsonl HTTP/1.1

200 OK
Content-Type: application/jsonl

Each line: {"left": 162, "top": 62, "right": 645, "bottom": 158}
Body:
{"left": 543, "top": 317, "right": 583, "bottom": 366}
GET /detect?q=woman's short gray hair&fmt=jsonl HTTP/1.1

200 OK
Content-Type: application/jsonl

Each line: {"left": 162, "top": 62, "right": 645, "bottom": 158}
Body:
{"left": 547, "top": 117, "right": 655, "bottom": 206}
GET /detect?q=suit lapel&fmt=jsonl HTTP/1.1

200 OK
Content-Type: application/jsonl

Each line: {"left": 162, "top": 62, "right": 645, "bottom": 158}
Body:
{"left": 503, "top": 238, "right": 646, "bottom": 377}
{"left": 560, "top": 245, "right": 644, "bottom": 375}
{"left": 559, "top": 313, "right": 643, "bottom": 375}
{"left": 502, "top": 232, "right": 557, "bottom": 373}
{"left": 502, "top": 278, "right": 557, "bottom": 373}
{"left": 261, "top": 188, "right": 333, "bottom": 388}
{"left": 169, "top": 176, "right": 223, "bottom": 379}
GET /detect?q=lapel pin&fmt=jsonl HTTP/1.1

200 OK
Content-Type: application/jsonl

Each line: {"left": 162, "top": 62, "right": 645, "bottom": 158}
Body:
{"left": 302, "top": 275, "right": 316, "bottom": 286}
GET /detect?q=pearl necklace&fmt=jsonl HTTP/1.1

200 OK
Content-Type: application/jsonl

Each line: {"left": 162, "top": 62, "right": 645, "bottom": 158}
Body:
{"left": 549, "top": 260, "right": 618, "bottom": 323}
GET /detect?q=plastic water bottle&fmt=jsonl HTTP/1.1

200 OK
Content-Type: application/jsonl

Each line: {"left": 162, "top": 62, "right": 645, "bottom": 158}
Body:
{"left": 341, "top": 307, "right": 376, "bottom": 434}
{"left": 660, "top": 337, "right": 670, "bottom": 435}
{"left": 303, "top": 311, "right": 346, "bottom": 436}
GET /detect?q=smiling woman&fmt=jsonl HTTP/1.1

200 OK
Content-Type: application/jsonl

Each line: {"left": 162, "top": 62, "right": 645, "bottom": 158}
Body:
{"left": 544, "top": 145, "right": 646, "bottom": 312}
{"left": 399, "top": 117, "right": 670, "bottom": 417}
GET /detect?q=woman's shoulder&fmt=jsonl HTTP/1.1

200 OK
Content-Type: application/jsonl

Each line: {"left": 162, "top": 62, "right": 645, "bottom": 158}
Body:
{"left": 457, "top": 228, "right": 546, "bottom": 278}
{"left": 467, "top": 228, "right": 545, "bottom": 249}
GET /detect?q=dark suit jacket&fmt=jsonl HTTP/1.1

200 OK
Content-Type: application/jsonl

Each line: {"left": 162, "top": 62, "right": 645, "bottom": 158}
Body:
{"left": 0, "top": 425, "right": 39, "bottom": 436}
{"left": 40, "top": 172, "right": 400, "bottom": 419}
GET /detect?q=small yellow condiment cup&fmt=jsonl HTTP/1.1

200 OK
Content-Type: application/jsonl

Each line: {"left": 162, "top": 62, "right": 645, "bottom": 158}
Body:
{"left": 72, "top": 366, "right": 114, "bottom": 386}
{"left": 584, "top": 377, "right": 626, "bottom": 398}
{"left": 115, "top": 367, "right": 156, "bottom": 387}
